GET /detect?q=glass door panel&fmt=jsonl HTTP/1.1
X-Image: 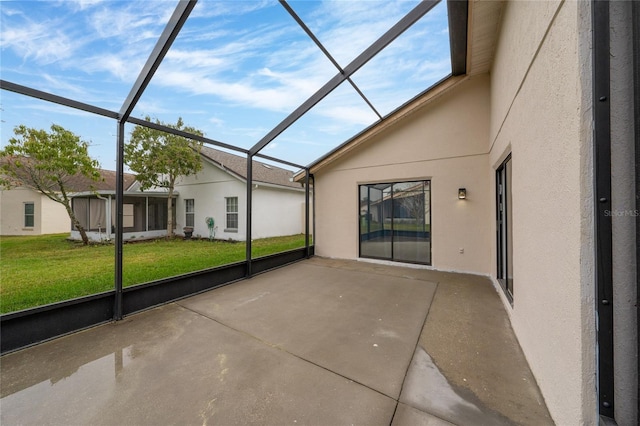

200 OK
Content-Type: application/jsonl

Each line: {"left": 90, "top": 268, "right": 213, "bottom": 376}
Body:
{"left": 359, "top": 180, "right": 430, "bottom": 264}
{"left": 392, "top": 182, "right": 428, "bottom": 263}
{"left": 360, "top": 184, "right": 392, "bottom": 258}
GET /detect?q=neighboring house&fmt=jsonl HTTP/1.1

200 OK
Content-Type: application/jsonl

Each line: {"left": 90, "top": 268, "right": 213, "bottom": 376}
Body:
{"left": 0, "top": 186, "right": 69, "bottom": 236}
{"left": 68, "top": 171, "right": 162, "bottom": 242}
{"left": 299, "top": 1, "right": 637, "bottom": 425}
{"left": 0, "top": 168, "right": 137, "bottom": 237}
{"left": 173, "top": 145, "right": 306, "bottom": 241}
{"left": 69, "top": 147, "right": 306, "bottom": 243}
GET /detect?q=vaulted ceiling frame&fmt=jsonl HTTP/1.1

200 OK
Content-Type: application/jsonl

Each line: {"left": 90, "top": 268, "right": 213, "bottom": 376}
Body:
{"left": 249, "top": 0, "right": 441, "bottom": 157}
{"left": 0, "top": 0, "right": 467, "bottom": 311}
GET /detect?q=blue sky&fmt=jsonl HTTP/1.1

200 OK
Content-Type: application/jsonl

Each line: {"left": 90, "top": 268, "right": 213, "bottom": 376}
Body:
{"left": 1, "top": 0, "right": 451, "bottom": 170}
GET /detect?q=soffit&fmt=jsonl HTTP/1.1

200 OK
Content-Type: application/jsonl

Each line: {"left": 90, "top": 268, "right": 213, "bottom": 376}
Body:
{"left": 467, "top": 0, "right": 504, "bottom": 75}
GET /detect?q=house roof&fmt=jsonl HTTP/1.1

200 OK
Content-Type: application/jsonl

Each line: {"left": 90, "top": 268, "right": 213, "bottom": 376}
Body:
{"left": 66, "top": 169, "right": 138, "bottom": 192}
{"left": 1, "top": 156, "right": 137, "bottom": 193}
{"left": 199, "top": 146, "right": 303, "bottom": 190}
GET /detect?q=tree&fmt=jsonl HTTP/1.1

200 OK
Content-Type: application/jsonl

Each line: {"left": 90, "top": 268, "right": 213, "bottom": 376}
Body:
{"left": 125, "top": 117, "right": 203, "bottom": 237}
{"left": 0, "top": 124, "right": 101, "bottom": 245}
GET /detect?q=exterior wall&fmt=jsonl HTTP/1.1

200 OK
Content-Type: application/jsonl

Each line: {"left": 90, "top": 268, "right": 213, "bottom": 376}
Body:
{"left": 175, "top": 162, "right": 305, "bottom": 241}
{"left": 488, "top": 1, "right": 596, "bottom": 424}
{"left": 175, "top": 164, "right": 247, "bottom": 240}
{"left": 0, "top": 188, "right": 68, "bottom": 235}
{"left": 252, "top": 185, "right": 306, "bottom": 239}
{"left": 314, "top": 75, "right": 492, "bottom": 274}
{"left": 40, "top": 196, "right": 70, "bottom": 234}
{"left": 610, "top": 1, "right": 638, "bottom": 423}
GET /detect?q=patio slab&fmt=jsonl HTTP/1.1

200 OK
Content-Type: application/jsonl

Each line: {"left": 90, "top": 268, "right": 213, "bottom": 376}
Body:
{"left": 0, "top": 257, "right": 552, "bottom": 425}
{"left": 0, "top": 303, "right": 395, "bottom": 425}
{"left": 179, "top": 260, "right": 437, "bottom": 399}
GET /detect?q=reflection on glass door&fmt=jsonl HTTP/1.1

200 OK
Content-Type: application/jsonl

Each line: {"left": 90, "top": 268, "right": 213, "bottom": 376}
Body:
{"left": 359, "top": 180, "right": 431, "bottom": 264}
{"left": 496, "top": 156, "right": 513, "bottom": 301}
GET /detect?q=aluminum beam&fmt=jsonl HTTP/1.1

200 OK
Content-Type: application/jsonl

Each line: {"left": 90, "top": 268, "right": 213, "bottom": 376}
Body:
{"left": 1, "top": 80, "right": 119, "bottom": 119}
{"left": 127, "top": 116, "right": 246, "bottom": 154}
{"left": 119, "top": 0, "right": 197, "bottom": 121}
{"left": 114, "top": 121, "right": 126, "bottom": 320}
{"left": 246, "top": 156, "right": 253, "bottom": 277}
{"left": 0, "top": 80, "right": 243, "bottom": 155}
{"left": 254, "top": 152, "right": 305, "bottom": 170}
{"left": 250, "top": 0, "right": 439, "bottom": 156}
{"left": 279, "top": 1, "right": 381, "bottom": 119}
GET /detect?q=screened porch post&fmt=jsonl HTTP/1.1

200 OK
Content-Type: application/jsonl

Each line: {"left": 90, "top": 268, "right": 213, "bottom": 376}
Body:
{"left": 246, "top": 155, "right": 253, "bottom": 277}
{"left": 305, "top": 168, "right": 310, "bottom": 258}
{"left": 114, "top": 120, "right": 125, "bottom": 320}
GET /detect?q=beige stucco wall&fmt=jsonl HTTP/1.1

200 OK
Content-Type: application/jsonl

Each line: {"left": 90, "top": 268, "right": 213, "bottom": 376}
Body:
{"left": 0, "top": 188, "right": 68, "bottom": 235}
{"left": 610, "top": 1, "right": 638, "bottom": 423}
{"left": 314, "top": 75, "right": 492, "bottom": 274}
{"left": 488, "top": 1, "right": 596, "bottom": 424}
{"left": 40, "top": 196, "right": 70, "bottom": 234}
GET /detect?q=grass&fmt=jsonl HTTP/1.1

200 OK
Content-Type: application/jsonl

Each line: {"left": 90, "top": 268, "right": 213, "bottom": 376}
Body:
{"left": 1, "top": 233, "right": 307, "bottom": 314}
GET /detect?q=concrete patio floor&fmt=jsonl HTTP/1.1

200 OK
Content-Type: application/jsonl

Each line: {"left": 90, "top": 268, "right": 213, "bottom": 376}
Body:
{"left": 1, "top": 257, "right": 553, "bottom": 425}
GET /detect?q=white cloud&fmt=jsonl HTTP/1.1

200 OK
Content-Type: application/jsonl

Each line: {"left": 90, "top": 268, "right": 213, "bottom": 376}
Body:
{"left": 208, "top": 117, "right": 225, "bottom": 127}
{"left": 133, "top": 99, "right": 172, "bottom": 116}
{"left": 152, "top": 67, "right": 312, "bottom": 113}
{"left": 191, "top": 1, "right": 273, "bottom": 19}
{"left": 41, "top": 74, "right": 89, "bottom": 97}
{"left": 82, "top": 52, "right": 146, "bottom": 82}
{"left": 63, "top": 0, "right": 106, "bottom": 11}
{"left": 165, "top": 49, "right": 229, "bottom": 69}
{"left": 89, "top": 6, "right": 160, "bottom": 40}
{"left": 0, "top": 20, "right": 81, "bottom": 65}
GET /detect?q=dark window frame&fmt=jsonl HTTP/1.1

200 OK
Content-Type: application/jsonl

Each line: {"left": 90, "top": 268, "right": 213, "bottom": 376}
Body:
{"left": 225, "top": 196, "right": 238, "bottom": 232}
{"left": 24, "top": 202, "right": 35, "bottom": 228}
{"left": 185, "top": 199, "right": 195, "bottom": 228}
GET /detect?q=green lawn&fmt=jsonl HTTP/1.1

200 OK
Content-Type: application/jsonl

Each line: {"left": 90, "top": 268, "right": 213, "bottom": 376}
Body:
{"left": 0, "top": 233, "right": 307, "bottom": 314}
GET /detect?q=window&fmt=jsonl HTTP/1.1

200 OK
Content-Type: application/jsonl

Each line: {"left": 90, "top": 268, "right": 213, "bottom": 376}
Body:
{"left": 185, "top": 199, "right": 194, "bottom": 227}
{"left": 496, "top": 155, "right": 513, "bottom": 302}
{"left": 24, "top": 203, "right": 34, "bottom": 227}
{"left": 225, "top": 197, "right": 238, "bottom": 231}
{"left": 122, "top": 204, "right": 135, "bottom": 228}
{"left": 359, "top": 180, "right": 431, "bottom": 264}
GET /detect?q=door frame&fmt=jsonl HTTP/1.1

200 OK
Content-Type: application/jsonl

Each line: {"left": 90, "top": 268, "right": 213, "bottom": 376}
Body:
{"left": 496, "top": 154, "right": 513, "bottom": 304}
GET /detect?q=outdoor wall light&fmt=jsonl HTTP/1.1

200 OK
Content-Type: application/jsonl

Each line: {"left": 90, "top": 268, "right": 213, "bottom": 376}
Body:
{"left": 458, "top": 188, "right": 467, "bottom": 199}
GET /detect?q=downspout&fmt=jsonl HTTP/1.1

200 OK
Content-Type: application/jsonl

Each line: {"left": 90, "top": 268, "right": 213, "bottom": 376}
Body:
{"left": 592, "top": 0, "right": 615, "bottom": 422}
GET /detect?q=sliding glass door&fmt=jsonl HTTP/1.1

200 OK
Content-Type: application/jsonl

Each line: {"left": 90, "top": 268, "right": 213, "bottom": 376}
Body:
{"left": 359, "top": 180, "right": 431, "bottom": 264}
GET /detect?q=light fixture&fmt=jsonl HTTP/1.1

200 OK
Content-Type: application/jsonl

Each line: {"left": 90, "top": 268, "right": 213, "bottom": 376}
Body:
{"left": 458, "top": 188, "right": 467, "bottom": 199}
